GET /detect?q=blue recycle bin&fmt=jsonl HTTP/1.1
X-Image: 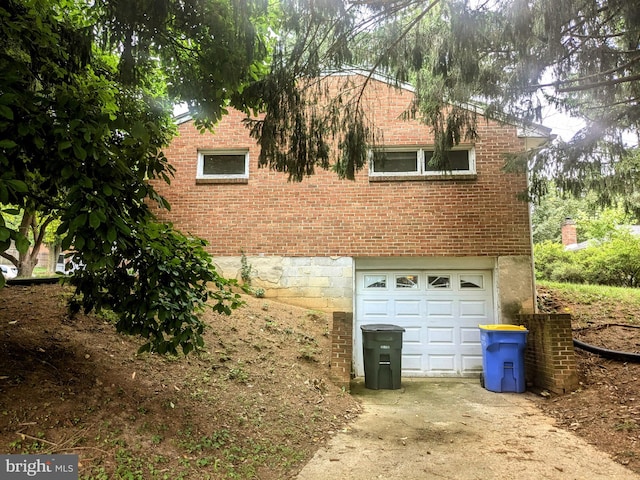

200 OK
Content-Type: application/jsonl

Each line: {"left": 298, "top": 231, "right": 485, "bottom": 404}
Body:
{"left": 479, "top": 324, "right": 528, "bottom": 393}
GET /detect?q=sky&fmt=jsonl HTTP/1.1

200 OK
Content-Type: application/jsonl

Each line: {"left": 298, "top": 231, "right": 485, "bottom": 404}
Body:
{"left": 540, "top": 107, "right": 585, "bottom": 142}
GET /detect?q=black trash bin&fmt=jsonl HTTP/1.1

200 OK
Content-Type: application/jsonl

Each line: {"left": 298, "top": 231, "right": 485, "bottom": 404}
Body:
{"left": 360, "top": 324, "right": 405, "bottom": 390}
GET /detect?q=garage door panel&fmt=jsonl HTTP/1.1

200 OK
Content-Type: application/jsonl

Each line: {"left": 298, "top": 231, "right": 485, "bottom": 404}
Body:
{"left": 427, "top": 327, "right": 455, "bottom": 345}
{"left": 402, "top": 354, "right": 423, "bottom": 371}
{"left": 461, "top": 355, "right": 483, "bottom": 372}
{"left": 361, "top": 298, "right": 389, "bottom": 317}
{"left": 402, "top": 326, "right": 422, "bottom": 344}
{"left": 460, "top": 327, "right": 481, "bottom": 345}
{"left": 426, "top": 300, "right": 454, "bottom": 317}
{"left": 394, "top": 299, "right": 422, "bottom": 317}
{"left": 459, "top": 300, "right": 488, "bottom": 317}
{"left": 428, "top": 355, "right": 456, "bottom": 372}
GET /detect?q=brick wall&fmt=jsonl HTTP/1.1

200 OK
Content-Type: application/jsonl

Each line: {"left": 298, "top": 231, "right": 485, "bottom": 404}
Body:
{"left": 154, "top": 75, "right": 534, "bottom": 259}
{"left": 331, "top": 312, "right": 354, "bottom": 389}
{"left": 519, "top": 314, "right": 579, "bottom": 394}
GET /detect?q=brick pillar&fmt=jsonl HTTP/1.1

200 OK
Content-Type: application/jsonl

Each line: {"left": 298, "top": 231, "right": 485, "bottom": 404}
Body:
{"left": 561, "top": 217, "right": 577, "bottom": 246}
{"left": 331, "top": 312, "right": 353, "bottom": 390}
{"left": 518, "top": 313, "right": 579, "bottom": 394}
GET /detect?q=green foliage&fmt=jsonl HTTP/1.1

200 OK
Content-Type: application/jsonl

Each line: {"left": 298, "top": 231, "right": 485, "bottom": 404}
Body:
{"left": 531, "top": 194, "right": 584, "bottom": 244}
{"left": 583, "top": 232, "right": 640, "bottom": 288}
{"left": 179, "top": 429, "right": 230, "bottom": 454}
{"left": 71, "top": 223, "right": 243, "bottom": 355}
{"left": 538, "top": 280, "right": 640, "bottom": 308}
{"left": 534, "top": 241, "right": 576, "bottom": 281}
{"left": 240, "top": 251, "right": 253, "bottom": 286}
{"left": 363, "top": 0, "right": 640, "bottom": 206}
{"left": 227, "top": 364, "right": 249, "bottom": 384}
{"left": 578, "top": 209, "right": 634, "bottom": 243}
{"left": 254, "top": 0, "right": 640, "bottom": 201}
{"left": 531, "top": 183, "right": 636, "bottom": 244}
{"left": 0, "top": 0, "right": 254, "bottom": 352}
{"left": 534, "top": 231, "right": 640, "bottom": 288}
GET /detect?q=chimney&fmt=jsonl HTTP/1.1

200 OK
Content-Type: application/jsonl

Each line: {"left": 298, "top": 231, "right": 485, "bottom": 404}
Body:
{"left": 561, "top": 217, "right": 577, "bottom": 246}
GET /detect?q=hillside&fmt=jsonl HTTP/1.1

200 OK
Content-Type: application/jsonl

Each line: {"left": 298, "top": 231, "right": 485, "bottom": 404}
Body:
{"left": 0, "top": 283, "right": 360, "bottom": 479}
{"left": 536, "top": 281, "right": 640, "bottom": 473}
{"left": 1, "top": 281, "right": 639, "bottom": 477}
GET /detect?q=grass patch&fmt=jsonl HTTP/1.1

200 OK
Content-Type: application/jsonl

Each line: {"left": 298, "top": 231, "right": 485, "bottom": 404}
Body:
{"left": 538, "top": 280, "right": 640, "bottom": 307}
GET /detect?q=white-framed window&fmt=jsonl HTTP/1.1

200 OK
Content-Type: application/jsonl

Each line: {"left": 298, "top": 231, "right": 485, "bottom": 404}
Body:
{"left": 460, "top": 274, "right": 484, "bottom": 289}
{"left": 364, "top": 274, "right": 387, "bottom": 289}
{"left": 369, "top": 147, "right": 475, "bottom": 177}
{"left": 395, "top": 274, "right": 419, "bottom": 289}
{"left": 197, "top": 150, "right": 249, "bottom": 180}
{"left": 428, "top": 275, "right": 451, "bottom": 289}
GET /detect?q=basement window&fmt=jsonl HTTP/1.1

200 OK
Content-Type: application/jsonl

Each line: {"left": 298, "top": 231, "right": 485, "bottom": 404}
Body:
{"left": 369, "top": 147, "right": 476, "bottom": 180}
{"left": 197, "top": 150, "right": 249, "bottom": 183}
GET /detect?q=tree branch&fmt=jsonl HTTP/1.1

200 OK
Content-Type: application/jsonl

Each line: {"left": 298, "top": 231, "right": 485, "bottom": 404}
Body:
{"left": 557, "top": 73, "right": 640, "bottom": 93}
{"left": 0, "top": 251, "right": 18, "bottom": 266}
{"left": 355, "top": 0, "right": 440, "bottom": 108}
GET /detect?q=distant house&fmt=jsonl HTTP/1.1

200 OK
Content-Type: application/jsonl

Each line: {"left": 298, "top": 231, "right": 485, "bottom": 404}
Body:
{"left": 561, "top": 217, "right": 640, "bottom": 251}
{"left": 154, "top": 73, "right": 550, "bottom": 378}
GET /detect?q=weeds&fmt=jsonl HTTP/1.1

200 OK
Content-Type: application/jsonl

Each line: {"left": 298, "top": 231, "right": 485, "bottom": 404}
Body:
{"left": 240, "top": 251, "right": 253, "bottom": 286}
{"left": 179, "top": 429, "right": 230, "bottom": 453}
{"left": 298, "top": 346, "right": 319, "bottom": 362}
{"left": 614, "top": 421, "right": 638, "bottom": 432}
{"left": 227, "top": 364, "right": 249, "bottom": 384}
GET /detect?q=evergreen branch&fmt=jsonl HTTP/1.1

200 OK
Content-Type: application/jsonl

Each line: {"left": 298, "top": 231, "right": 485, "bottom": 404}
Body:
{"left": 353, "top": 0, "right": 440, "bottom": 107}
{"left": 556, "top": 73, "right": 640, "bottom": 93}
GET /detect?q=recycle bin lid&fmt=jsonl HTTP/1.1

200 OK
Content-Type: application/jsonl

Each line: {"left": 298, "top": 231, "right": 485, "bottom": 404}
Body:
{"left": 478, "top": 324, "right": 527, "bottom": 331}
{"left": 360, "top": 324, "right": 406, "bottom": 332}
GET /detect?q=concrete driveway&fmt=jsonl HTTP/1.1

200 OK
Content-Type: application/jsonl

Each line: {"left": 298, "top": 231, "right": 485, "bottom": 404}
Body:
{"left": 297, "top": 378, "right": 639, "bottom": 480}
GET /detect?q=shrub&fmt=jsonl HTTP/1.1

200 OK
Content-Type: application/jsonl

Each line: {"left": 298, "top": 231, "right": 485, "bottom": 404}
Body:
{"left": 534, "top": 241, "right": 576, "bottom": 281}
{"left": 550, "top": 262, "right": 588, "bottom": 284}
{"left": 534, "top": 232, "right": 640, "bottom": 288}
{"left": 583, "top": 232, "right": 640, "bottom": 287}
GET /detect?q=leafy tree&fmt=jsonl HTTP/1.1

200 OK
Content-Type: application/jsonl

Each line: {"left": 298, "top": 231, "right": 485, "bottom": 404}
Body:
{"left": 531, "top": 190, "right": 584, "bottom": 244}
{"left": 531, "top": 183, "right": 637, "bottom": 244}
{"left": 535, "top": 230, "right": 640, "bottom": 287}
{"left": 0, "top": 0, "right": 272, "bottom": 353}
{"left": 1, "top": 205, "right": 60, "bottom": 276}
{"left": 4, "top": 0, "right": 639, "bottom": 353}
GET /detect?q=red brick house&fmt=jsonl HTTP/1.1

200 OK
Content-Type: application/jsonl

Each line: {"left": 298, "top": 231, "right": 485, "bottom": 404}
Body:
{"left": 156, "top": 73, "right": 550, "bottom": 378}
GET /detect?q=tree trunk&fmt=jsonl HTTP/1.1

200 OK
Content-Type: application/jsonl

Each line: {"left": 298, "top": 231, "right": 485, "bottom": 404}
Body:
{"left": 2, "top": 208, "right": 57, "bottom": 278}
{"left": 47, "top": 243, "right": 61, "bottom": 273}
{"left": 18, "top": 253, "right": 39, "bottom": 278}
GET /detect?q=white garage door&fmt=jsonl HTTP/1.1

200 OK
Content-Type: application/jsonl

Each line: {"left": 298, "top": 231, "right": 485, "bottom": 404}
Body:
{"left": 355, "top": 270, "right": 495, "bottom": 377}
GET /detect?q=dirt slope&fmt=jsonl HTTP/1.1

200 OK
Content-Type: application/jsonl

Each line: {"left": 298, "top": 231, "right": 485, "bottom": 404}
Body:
{"left": 0, "top": 283, "right": 359, "bottom": 479}
{"left": 535, "top": 285, "right": 640, "bottom": 473}
{"left": 0, "top": 283, "right": 638, "bottom": 478}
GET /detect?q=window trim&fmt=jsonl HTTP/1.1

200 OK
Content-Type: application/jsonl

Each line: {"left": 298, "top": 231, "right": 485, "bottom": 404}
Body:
{"left": 196, "top": 149, "right": 250, "bottom": 181}
{"left": 369, "top": 146, "right": 476, "bottom": 178}
{"left": 423, "top": 148, "right": 476, "bottom": 176}
{"left": 369, "top": 147, "right": 422, "bottom": 177}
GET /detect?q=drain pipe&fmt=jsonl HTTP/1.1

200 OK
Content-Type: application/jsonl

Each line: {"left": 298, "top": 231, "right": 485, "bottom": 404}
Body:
{"left": 573, "top": 338, "right": 640, "bottom": 363}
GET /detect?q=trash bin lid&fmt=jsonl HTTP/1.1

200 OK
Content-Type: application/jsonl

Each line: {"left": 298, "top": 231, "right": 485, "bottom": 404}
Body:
{"left": 360, "top": 324, "right": 406, "bottom": 332}
{"left": 478, "top": 324, "right": 527, "bottom": 331}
